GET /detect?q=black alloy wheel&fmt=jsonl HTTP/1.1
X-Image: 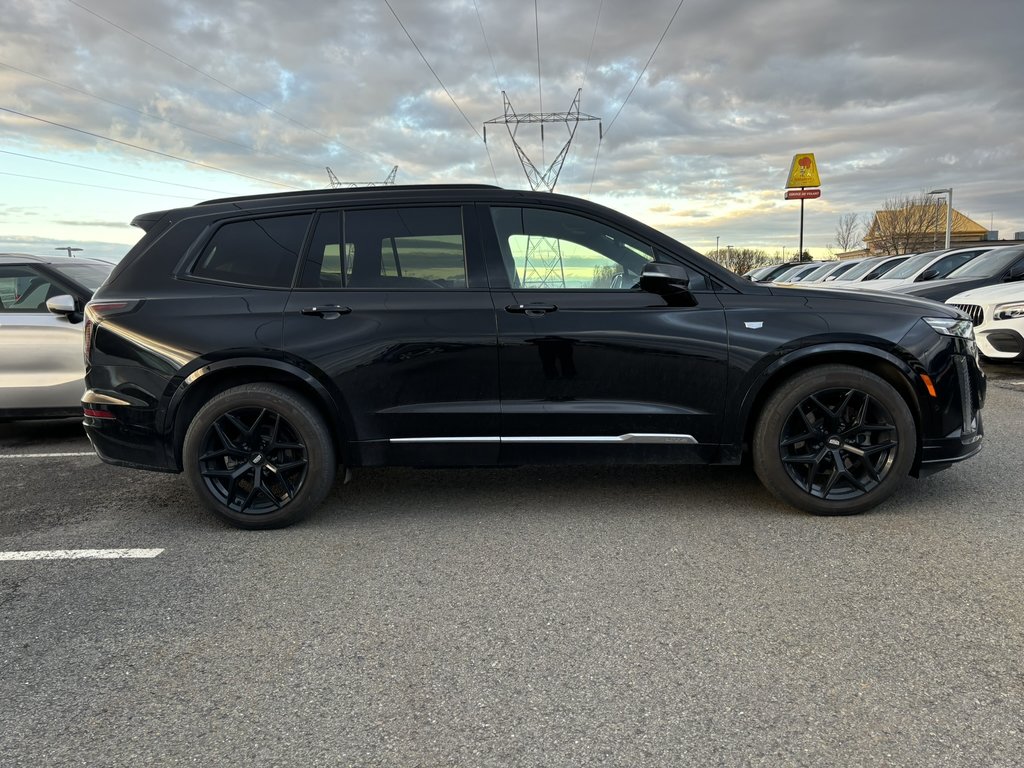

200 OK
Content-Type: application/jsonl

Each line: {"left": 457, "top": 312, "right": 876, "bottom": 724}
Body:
{"left": 754, "top": 365, "right": 916, "bottom": 516}
{"left": 183, "top": 384, "right": 336, "bottom": 529}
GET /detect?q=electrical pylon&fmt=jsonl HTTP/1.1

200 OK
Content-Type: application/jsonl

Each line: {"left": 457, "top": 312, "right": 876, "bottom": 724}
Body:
{"left": 326, "top": 165, "right": 399, "bottom": 188}
{"left": 483, "top": 88, "right": 601, "bottom": 193}
{"left": 484, "top": 89, "right": 601, "bottom": 287}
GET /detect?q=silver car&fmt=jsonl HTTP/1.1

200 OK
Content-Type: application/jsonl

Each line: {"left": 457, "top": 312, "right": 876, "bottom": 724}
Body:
{"left": 0, "top": 253, "right": 113, "bottom": 419}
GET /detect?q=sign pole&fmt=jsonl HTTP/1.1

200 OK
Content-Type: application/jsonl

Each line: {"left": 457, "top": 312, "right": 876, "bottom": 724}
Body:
{"left": 799, "top": 190, "right": 805, "bottom": 259}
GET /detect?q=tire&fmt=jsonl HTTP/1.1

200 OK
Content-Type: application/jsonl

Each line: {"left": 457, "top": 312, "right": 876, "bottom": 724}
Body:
{"left": 183, "top": 384, "right": 336, "bottom": 529}
{"left": 753, "top": 365, "right": 916, "bottom": 516}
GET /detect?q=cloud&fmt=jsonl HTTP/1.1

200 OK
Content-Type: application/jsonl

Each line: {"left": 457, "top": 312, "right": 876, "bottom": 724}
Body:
{"left": 1, "top": 0, "right": 1022, "bottom": 254}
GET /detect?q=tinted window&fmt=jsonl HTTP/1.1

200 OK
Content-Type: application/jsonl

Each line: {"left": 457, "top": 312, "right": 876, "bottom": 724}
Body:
{"left": 0, "top": 266, "right": 57, "bottom": 312}
{"left": 48, "top": 261, "right": 114, "bottom": 292}
{"left": 921, "top": 250, "right": 984, "bottom": 280}
{"left": 192, "top": 214, "right": 311, "bottom": 287}
{"left": 490, "top": 207, "right": 655, "bottom": 290}
{"left": 947, "top": 246, "right": 1024, "bottom": 278}
{"left": 299, "top": 211, "right": 346, "bottom": 288}
{"left": 354, "top": 208, "right": 466, "bottom": 288}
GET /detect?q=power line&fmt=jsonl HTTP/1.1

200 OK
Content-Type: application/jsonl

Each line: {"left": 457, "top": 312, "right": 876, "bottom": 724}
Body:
{"left": 381, "top": 0, "right": 497, "bottom": 184}
{"left": 1, "top": 107, "right": 301, "bottom": 189}
{"left": 382, "top": 0, "right": 483, "bottom": 142}
{"left": 582, "top": 0, "right": 605, "bottom": 91}
{"left": 0, "top": 150, "right": 234, "bottom": 194}
{"left": 65, "top": 0, "right": 372, "bottom": 161}
{"left": 590, "top": 0, "right": 686, "bottom": 194}
{"left": 0, "top": 60, "right": 308, "bottom": 167}
{"left": 473, "top": 0, "right": 503, "bottom": 92}
{"left": 0, "top": 171, "right": 203, "bottom": 200}
{"left": 605, "top": 0, "right": 686, "bottom": 137}
{"left": 535, "top": 0, "right": 544, "bottom": 114}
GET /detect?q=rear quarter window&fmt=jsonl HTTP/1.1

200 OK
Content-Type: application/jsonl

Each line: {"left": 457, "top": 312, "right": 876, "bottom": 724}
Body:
{"left": 191, "top": 214, "right": 311, "bottom": 288}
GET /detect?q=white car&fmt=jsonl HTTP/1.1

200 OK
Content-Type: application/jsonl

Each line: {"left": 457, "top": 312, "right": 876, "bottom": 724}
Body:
{"left": 848, "top": 247, "right": 994, "bottom": 292}
{"left": 947, "top": 282, "right": 1024, "bottom": 361}
{"left": 0, "top": 253, "right": 114, "bottom": 419}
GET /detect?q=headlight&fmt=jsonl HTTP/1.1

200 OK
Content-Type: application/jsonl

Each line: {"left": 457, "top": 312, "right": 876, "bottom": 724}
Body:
{"left": 923, "top": 316, "right": 975, "bottom": 339}
{"left": 993, "top": 302, "right": 1024, "bottom": 321}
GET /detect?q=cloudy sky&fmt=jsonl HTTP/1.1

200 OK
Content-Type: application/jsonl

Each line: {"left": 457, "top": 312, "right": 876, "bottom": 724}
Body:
{"left": 2, "top": 0, "right": 1022, "bottom": 262}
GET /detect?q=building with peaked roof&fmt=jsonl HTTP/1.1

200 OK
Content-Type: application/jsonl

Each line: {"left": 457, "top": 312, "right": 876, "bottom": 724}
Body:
{"left": 864, "top": 203, "right": 988, "bottom": 254}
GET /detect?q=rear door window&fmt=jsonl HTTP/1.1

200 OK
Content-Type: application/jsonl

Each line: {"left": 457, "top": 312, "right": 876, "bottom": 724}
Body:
{"left": 297, "top": 207, "right": 467, "bottom": 289}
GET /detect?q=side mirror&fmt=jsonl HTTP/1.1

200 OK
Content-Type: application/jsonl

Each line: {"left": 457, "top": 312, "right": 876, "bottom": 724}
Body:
{"left": 918, "top": 268, "right": 939, "bottom": 282}
{"left": 46, "top": 294, "right": 82, "bottom": 323}
{"left": 639, "top": 262, "right": 696, "bottom": 306}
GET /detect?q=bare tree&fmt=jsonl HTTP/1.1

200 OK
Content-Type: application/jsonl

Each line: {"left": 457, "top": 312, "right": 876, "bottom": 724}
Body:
{"left": 865, "top": 194, "right": 942, "bottom": 254}
{"left": 706, "top": 247, "right": 773, "bottom": 275}
{"left": 834, "top": 213, "right": 864, "bottom": 252}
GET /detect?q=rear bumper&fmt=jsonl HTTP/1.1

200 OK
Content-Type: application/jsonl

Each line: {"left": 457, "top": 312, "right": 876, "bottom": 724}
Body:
{"left": 84, "top": 420, "right": 179, "bottom": 473}
{"left": 82, "top": 387, "right": 178, "bottom": 472}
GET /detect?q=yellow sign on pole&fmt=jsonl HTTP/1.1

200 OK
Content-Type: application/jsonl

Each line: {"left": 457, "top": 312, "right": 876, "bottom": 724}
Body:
{"left": 785, "top": 153, "right": 820, "bottom": 188}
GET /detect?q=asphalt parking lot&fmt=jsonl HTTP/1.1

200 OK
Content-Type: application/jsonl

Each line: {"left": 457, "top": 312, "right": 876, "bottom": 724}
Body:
{"left": 2, "top": 364, "right": 1022, "bottom": 767}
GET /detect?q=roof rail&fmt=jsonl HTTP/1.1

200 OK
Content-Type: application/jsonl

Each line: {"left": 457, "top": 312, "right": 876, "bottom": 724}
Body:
{"left": 197, "top": 183, "right": 503, "bottom": 207}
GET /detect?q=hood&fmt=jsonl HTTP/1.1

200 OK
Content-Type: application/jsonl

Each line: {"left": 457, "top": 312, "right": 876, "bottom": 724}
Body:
{"left": 771, "top": 283, "right": 956, "bottom": 316}
{"left": 946, "top": 281, "right": 1024, "bottom": 305}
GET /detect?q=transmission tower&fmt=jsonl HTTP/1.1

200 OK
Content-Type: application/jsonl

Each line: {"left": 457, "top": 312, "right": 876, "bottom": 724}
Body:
{"left": 484, "top": 89, "right": 600, "bottom": 287}
{"left": 483, "top": 89, "right": 601, "bottom": 193}
{"left": 326, "top": 165, "right": 399, "bottom": 188}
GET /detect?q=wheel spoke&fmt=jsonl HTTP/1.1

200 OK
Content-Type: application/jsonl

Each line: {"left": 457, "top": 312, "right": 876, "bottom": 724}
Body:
{"left": 198, "top": 402, "right": 311, "bottom": 516}
{"left": 781, "top": 430, "right": 817, "bottom": 448}
{"left": 777, "top": 383, "right": 905, "bottom": 503}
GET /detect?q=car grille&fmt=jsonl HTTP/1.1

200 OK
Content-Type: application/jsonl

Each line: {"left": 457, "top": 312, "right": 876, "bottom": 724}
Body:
{"left": 950, "top": 303, "right": 983, "bottom": 325}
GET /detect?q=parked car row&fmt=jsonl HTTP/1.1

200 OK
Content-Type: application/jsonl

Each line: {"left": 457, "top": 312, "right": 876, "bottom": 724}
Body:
{"left": 748, "top": 245, "right": 1024, "bottom": 362}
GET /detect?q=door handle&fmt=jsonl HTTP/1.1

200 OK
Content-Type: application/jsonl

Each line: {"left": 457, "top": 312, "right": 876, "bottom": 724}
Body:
{"left": 300, "top": 305, "right": 352, "bottom": 319}
{"left": 505, "top": 303, "right": 558, "bottom": 316}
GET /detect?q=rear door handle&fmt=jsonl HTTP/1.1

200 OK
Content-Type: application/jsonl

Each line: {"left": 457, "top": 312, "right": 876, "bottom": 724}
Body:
{"left": 505, "top": 303, "right": 558, "bottom": 316}
{"left": 300, "top": 305, "right": 351, "bottom": 319}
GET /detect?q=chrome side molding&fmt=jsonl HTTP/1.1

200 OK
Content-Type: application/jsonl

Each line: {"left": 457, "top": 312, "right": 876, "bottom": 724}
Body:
{"left": 391, "top": 433, "right": 697, "bottom": 445}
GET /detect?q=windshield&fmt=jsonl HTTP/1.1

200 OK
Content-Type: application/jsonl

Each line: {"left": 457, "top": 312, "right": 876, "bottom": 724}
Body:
{"left": 799, "top": 263, "right": 838, "bottom": 281}
{"left": 48, "top": 261, "right": 114, "bottom": 292}
{"left": 834, "top": 258, "right": 882, "bottom": 281}
{"left": 883, "top": 251, "right": 946, "bottom": 280}
{"left": 946, "top": 247, "right": 1024, "bottom": 278}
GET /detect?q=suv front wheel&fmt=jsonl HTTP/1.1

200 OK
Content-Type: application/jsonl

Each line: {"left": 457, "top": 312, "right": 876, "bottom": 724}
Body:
{"left": 183, "top": 384, "right": 337, "bottom": 529}
{"left": 753, "top": 365, "right": 917, "bottom": 516}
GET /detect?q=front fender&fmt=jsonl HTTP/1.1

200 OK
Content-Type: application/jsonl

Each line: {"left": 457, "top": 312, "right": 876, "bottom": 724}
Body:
{"left": 724, "top": 342, "right": 925, "bottom": 451}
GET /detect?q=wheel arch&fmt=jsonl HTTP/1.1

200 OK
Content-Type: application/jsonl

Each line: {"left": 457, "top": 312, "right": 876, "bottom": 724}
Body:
{"left": 163, "top": 357, "right": 353, "bottom": 470}
{"left": 734, "top": 345, "right": 926, "bottom": 475}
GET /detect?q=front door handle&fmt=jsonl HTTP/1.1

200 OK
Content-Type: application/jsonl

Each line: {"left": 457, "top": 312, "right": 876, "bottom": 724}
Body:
{"left": 300, "top": 305, "right": 352, "bottom": 319}
{"left": 505, "top": 303, "right": 558, "bottom": 316}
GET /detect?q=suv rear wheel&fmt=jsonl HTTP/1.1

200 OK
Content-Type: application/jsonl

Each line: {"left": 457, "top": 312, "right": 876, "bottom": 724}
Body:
{"left": 753, "top": 365, "right": 916, "bottom": 516}
{"left": 183, "top": 384, "right": 336, "bottom": 529}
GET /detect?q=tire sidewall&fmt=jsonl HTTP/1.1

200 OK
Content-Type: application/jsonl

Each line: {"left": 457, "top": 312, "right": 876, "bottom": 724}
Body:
{"left": 183, "top": 384, "right": 336, "bottom": 529}
{"left": 753, "top": 365, "right": 916, "bottom": 516}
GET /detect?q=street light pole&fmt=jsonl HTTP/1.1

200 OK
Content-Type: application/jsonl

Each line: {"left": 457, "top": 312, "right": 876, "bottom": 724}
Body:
{"left": 927, "top": 188, "right": 953, "bottom": 250}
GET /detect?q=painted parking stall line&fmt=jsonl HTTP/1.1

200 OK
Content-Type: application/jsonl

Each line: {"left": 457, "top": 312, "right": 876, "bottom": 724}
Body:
{"left": 0, "top": 452, "right": 96, "bottom": 459}
{"left": 0, "top": 549, "right": 164, "bottom": 561}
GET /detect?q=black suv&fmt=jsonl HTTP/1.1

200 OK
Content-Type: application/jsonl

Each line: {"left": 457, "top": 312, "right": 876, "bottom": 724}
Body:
{"left": 83, "top": 185, "right": 985, "bottom": 528}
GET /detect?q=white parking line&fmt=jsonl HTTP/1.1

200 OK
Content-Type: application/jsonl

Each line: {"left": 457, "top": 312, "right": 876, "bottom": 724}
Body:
{"left": 0, "top": 549, "right": 164, "bottom": 561}
{"left": 0, "top": 452, "right": 96, "bottom": 458}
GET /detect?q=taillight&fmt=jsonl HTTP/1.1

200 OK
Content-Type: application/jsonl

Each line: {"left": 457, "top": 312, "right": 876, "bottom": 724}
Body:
{"left": 83, "top": 407, "right": 116, "bottom": 420}
{"left": 84, "top": 300, "right": 137, "bottom": 365}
